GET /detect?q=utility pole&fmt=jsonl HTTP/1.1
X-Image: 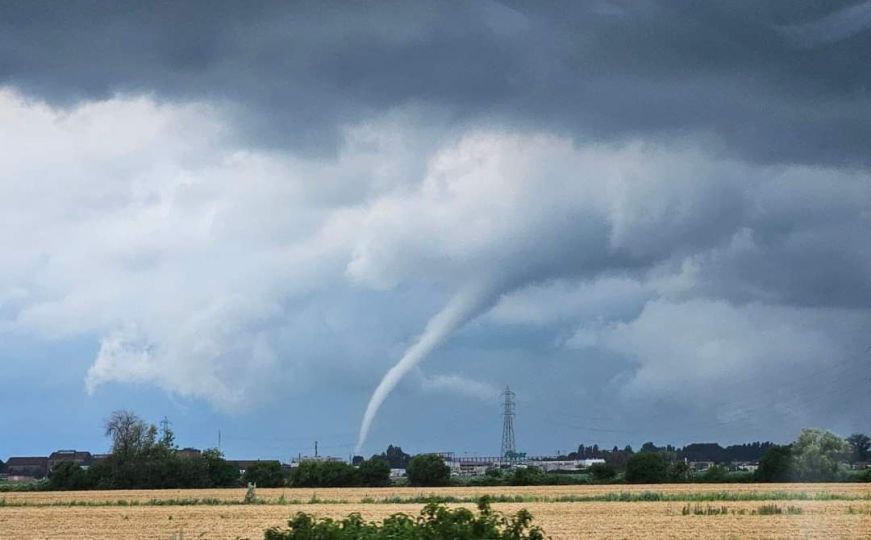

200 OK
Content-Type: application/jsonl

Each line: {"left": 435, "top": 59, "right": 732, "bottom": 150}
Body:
{"left": 501, "top": 386, "right": 516, "bottom": 462}
{"left": 315, "top": 440, "right": 318, "bottom": 458}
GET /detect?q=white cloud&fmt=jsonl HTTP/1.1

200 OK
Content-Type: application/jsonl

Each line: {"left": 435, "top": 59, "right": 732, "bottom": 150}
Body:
{"left": 418, "top": 372, "right": 499, "bottom": 402}
{"left": 580, "top": 298, "right": 871, "bottom": 424}
{"left": 2, "top": 87, "right": 870, "bottom": 427}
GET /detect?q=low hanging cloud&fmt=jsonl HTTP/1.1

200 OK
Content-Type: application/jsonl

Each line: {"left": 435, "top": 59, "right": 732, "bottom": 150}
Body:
{"left": 1, "top": 87, "right": 869, "bottom": 442}
{"left": 343, "top": 132, "right": 870, "bottom": 448}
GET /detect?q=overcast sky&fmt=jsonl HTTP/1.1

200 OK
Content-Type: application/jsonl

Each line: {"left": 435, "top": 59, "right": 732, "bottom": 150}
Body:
{"left": 1, "top": 1, "right": 870, "bottom": 461}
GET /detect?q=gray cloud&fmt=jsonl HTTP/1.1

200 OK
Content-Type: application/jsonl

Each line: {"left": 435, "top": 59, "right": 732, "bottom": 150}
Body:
{"left": 2, "top": 2, "right": 870, "bottom": 450}
{"left": 2, "top": 1, "right": 871, "bottom": 164}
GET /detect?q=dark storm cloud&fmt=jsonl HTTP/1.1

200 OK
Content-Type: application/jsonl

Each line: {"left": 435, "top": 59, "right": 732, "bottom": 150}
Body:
{"left": 2, "top": 0, "right": 871, "bottom": 163}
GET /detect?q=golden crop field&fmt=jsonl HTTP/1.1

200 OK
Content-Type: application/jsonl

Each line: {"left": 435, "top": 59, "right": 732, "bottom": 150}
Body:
{"left": 1, "top": 484, "right": 869, "bottom": 539}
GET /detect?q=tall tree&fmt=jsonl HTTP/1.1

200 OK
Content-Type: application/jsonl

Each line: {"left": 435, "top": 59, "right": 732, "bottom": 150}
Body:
{"left": 791, "top": 429, "right": 847, "bottom": 481}
{"left": 104, "top": 410, "right": 156, "bottom": 458}
{"left": 358, "top": 458, "right": 391, "bottom": 487}
{"left": 846, "top": 433, "right": 870, "bottom": 463}
{"left": 243, "top": 461, "right": 285, "bottom": 487}
{"left": 755, "top": 445, "right": 793, "bottom": 482}
{"left": 407, "top": 454, "right": 451, "bottom": 487}
{"left": 625, "top": 453, "right": 668, "bottom": 483}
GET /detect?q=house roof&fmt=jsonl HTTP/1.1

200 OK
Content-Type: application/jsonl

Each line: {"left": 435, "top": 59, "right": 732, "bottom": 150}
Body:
{"left": 5, "top": 456, "right": 49, "bottom": 467}
{"left": 49, "top": 450, "right": 92, "bottom": 461}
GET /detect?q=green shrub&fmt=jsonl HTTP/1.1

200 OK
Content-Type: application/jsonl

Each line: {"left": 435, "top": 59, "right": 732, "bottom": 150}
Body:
{"left": 666, "top": 461, "right": 690, "bottom": 483}
{"left": 507, "top": 467, "right": 546, "bottom": 486}
{"left": 357, "top": 458, "right": 391, "bottom": 487}
{"left": 406, "top": 454, "right": 451, "bottom": 487}
{"left": 48, "top": 462, "right": 93, "bottom": 490}
{"left": 625, "top": 453, "right": 668, "bottom": 483}
{"left": 291, "top": 461, "right": 360, "bottom": 487}
{"left": 699, "top": 465, "right": 728, "bottom": 483}
{"left": 243, "top": 461, "right": 285, "bottom": 488}
{"left": 263, "top": 497, "right": 546, "bottom": 539}
{"left": 589, "top": 463, "right": 617, "bottom": 483}
{"left": 755, "top": 445, "right": 793, "bottom": 482}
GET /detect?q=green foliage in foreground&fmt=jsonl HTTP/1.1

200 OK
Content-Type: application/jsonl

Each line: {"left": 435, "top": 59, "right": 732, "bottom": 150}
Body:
{"left": 264, "top": 497, "right": 547, "bottom": 540}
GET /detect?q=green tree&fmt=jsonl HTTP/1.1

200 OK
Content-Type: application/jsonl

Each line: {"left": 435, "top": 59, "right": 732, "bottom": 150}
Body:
{"left": 358, "top": 458, "right": 391, "bottom": 487}
{"left": 667, "top": 461, "right": 690, "bottom": 482}
{"left": 202, "top": 448, "right": 240, "bottom": 487}
{"left": 158, "top": 417, "right": 176, "bottom": 451}
{"left": 104, "top": 410, "right": 157, "bottom": 458}
{"left": 48, "top": 461, "right": 91, "bottom": 490}
{"left": 244, "top": 461, "right": 285, "bottom": 487}
{"left": 407, "top": 454, "right": 451, "bottom": 487}
{"left": 372, "top": 445, "right": 412, "bottom": 469}
{"left": 588, "top": 463, "right": 617, "bottom": 483}
{"left": 290, "top": 461, "right": 359, "bottom": 487}
{"left": 699, "top": 465, "right": 728, "bottom": 483}
{"left": 318, "top": 461, "right": 359, "bottom": 487}
{"left": 846, "top": 433, "right": 870, "bottom": 463}
{"left": 755, "top": 445, "right": 793, "bottom": 482}
{"left": 639, "top": 442, "right": 660, "bottom": 453}
{"left": 792, "top": 428, "right": 848, "bottom": 481}
{"left": 624, "top": 452, "right": 668, "bottom": 483}
{"left": 507, "top": 466, "right": 545, "bottom": 486}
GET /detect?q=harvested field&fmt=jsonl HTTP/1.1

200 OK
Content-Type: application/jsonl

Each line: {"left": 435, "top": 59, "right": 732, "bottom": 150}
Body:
{"left": 1, "top": 485, "right": 868, "bottom": 539}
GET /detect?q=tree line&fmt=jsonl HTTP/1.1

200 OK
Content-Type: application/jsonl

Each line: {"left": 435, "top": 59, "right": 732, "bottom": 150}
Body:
{"left": 12, "top": 410, "right": 869, "bottom": 490}
{"left": 618, "top": 429, "right": 870, "bottom": 484}
{"left": 42, "top": 410, "right": 456, "bottom": 490}
{"left": 45, "top": 411, "right": 396, "bottom": 490}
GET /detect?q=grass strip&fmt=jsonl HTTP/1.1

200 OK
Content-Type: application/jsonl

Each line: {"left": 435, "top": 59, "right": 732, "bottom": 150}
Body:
{"left": 1, "top": 491, "right": 869, "bottom": 508}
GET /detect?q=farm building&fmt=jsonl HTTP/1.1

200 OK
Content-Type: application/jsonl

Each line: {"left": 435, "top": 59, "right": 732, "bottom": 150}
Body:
{"left": 48, "top": 450, "right": 93, "bottom": 470}
{"left": 4, "top": 456, "right": 49, "bottom": 479}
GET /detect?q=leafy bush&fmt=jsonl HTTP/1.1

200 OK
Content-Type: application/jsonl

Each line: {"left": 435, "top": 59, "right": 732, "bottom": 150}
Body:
{"left": 666, "top": 461, "right": 690, "bottom": 482}
{"left": 507, "top": 467, "right": 546, "bottom": 486}
{"left": 698, "top": 465, "right": 728, "bottom": 483}
{"left": 624, "top": 452, "right": 668, "bottom": 483}
{"left": 358, "top": 458, "right": 391, "bottom": 487}
{"left": 290, "top": 460, "right": 359, "bottom": 487}
{"left": 243, "top": 461, "right": 285, "bottom": 488}
{"left": 589, "top": 463, "right": 617, "bottom": 483}
{"left": 48, "top": 462, "right": 92, "bottom": 490}
{"left": 406, "top": 454, "right": 451, "bottom": 487}
{"left": 264, "top": 497, "right": 546, "bottom": 540}
{"left": 755, "top": 445, "right": 793, "bottom": 482}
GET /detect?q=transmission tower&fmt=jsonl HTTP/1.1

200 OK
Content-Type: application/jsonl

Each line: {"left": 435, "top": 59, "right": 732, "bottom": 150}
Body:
{"left": 500, "top": 386, "right": 516, "bottom": 461}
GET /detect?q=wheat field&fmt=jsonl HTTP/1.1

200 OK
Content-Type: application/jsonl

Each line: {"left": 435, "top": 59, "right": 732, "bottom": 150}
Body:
{"left": 1, "top": 484, "right": 869, "bottom": 539}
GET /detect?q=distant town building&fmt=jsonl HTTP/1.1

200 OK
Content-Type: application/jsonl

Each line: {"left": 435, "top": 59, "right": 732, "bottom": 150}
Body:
{"left": 4, "top": 457, "right": 49, "bottom": 479}
{"left": 528, "top": 458, "right": 605, "bottom": 472}
{"left": 227, "top": 459, "right": 281, "bottom": 476}
{"left": 689, "top": 461, "right": 715, "bottom": 472}
{"left": 289, "top": 456, "right": 344, "bottom": 468}
{"left": 177, "top": 447, "right": 202, "bottom": 459}
{"left": 48, "top": 450, "right": 93, "bottom": 470}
